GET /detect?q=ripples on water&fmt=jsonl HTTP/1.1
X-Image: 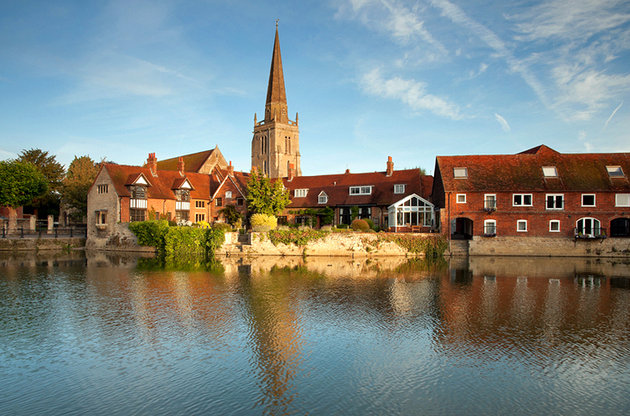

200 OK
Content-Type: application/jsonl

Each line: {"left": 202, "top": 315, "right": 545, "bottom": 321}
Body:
{"left": 1, "top": 253, "right": 630, "bottom": 415}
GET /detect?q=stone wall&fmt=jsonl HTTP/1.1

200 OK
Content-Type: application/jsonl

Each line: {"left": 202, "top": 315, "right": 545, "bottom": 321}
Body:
{"left": 466, "top": 236, "right": 630, "bottom": 257}
{"left": 0, "top": 237, "right": 85, "bottom": 251}
{"left": 86, "top": 223, "right": 154, "bottom": 253}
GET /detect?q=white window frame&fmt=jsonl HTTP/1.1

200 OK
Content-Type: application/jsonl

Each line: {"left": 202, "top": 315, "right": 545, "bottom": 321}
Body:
{"left": 456, "top": 194, "right": 466, "bottom": 204}
{"left": 616, "top": 193, "right": 630, "bottom": 207}
{"left": 349, "top": 185, "right": 373, "bottom": 195}
{"left": 546, "top": 194, "right": 564, "bottom": 210}
{"left": 394, "top": 184, "right": 406, "bottom": 194}
{"left": 484, "top": 219, "right": 497, "bottom": 236}
{"left": 97, "top": 184, "right": 108, "bottom": 194}
{"left": 512, "top": 194, "right": 533, "bottom": 207}
{"left": 549, "top": 220, "right": 560, "bottom": 233}
{"left": 581, "top": 194, "right": 596, "bottom": 207}
{"left": 484, "top": 194, "right": 496, "bottom": 210}
{"left": 542, "top": 166, "right": 558, "bottom": 177}
{"left": 294, "top": 188, "right": 308, "bottom": 198}
{"left": 318, "top": 191, "right": 328, "bottom": 204}
{"left": 576, "top": 217, "right": 602, "bottom": 238}
{"left": 517, "top": 220, "right": 528, "bottom": 232}
{"left": 453, "top": 167, "right": 468, "bottom": 178}
{"left": 606, "top": 166, "right": 625, "bottom": 177}
{"left": 225, "top": 191, "right": 232, "bottom": 199}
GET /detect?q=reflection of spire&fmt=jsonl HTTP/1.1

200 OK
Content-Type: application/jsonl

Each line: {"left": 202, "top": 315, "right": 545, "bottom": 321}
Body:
{"left": 237, "top": 268, "right": 304, "bottom": 415}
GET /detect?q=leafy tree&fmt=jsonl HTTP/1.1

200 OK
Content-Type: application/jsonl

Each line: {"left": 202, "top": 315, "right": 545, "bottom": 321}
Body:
{"left": 246, "top": 169, "right": 290, "bottom": 216}
{"left": 219, "top": 204, "right": 242, "bottom": 226}
{"left": 63, "top": 155, "right": 100, "bottom": 221}
{"left": 0, "top": 160, "right": 48, "bottom": 208}
{"left": 17, "top": 148, "right": 65, "bottom": 216}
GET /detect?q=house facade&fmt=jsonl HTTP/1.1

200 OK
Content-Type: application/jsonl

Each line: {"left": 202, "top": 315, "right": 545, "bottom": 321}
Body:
{"left": 432, "top": 145, "right": 630, "bottom": 240}
{"left": 281, "top": 157, "right": 435, "bottom": 231}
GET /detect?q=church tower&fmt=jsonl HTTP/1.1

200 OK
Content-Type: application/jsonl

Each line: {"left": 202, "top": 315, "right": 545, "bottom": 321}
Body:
{"left": 251, "top": 24, "right": 301, "bottom": 178}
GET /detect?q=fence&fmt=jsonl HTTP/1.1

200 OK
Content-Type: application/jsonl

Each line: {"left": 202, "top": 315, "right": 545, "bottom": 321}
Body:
{"left": 1, "top": 222, "right": 87, "bottom": 239}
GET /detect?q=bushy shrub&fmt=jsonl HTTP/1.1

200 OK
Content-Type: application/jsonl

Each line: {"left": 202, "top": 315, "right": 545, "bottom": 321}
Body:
{"left": 365, "top": 218, "right": 374, "bottom": 229}
{"left": 128, "top": 220, "right": 169, "bottom": 248}
{"left": 336, "top": 224, "right": 349, "bottom": 229}
{"left": 195, "top": 220, "right": 211, "bottom": 229}
{"left": 351, "top": 219, "right": 370, "bottom": 231}
{"left": 212, "top": 222, "right": 233, "bottom": 233}
{"left": 251, "top": 213, "right": 277, "bottom": 232}
{"left": 164, "top": 226, "right": 206, "bottom": 262}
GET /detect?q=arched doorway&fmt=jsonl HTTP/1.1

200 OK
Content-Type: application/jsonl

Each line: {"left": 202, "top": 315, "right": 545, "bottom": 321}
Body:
{"left": 610, "top": 218, "right": 630, "bottom": 237}
{"left": 452, "top": 217, "right": 473, "bottom": 240}
{"left": 576, "top": 217, "right": 602, "bottom": 238}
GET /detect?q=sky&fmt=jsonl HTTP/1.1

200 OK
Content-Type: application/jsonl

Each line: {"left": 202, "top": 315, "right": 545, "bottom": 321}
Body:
{"left": 1, "top": 0, "right": 629, "bottom": 176}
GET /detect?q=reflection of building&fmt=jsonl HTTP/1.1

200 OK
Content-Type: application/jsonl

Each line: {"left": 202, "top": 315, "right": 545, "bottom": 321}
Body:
{"left": 432, "top": 145, "right": 630, "bottom": 239}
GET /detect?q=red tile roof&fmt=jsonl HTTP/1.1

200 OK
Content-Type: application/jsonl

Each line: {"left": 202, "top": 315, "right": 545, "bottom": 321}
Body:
{"left": 435, "top": 145, "right": 630, "bottom": 192}
{"left": 103, "top": 164, "right": 216, "bottom": 200}
{"left": 156, "top": 149, "right": 217, "bottom": 172}
{"left": 281, "top": 169, "right": 432, "bottom": 208}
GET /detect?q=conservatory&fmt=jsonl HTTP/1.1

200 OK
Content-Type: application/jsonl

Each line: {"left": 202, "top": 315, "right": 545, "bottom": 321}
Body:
{"left": 387, "top": 194, "right": 434, "bottom": 232}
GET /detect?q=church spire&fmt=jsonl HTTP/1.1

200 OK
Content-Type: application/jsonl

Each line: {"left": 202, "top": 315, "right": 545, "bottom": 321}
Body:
{"left": 265, "top": 23, "right": 288, "bottom": 123}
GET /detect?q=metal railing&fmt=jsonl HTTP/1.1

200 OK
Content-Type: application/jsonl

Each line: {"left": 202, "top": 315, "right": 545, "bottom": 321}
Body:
{"left": 1, "top": 224, "right": 87, "bottom": 239}
{"left": 574, "top": 227, "right": 606, "bottom": 239}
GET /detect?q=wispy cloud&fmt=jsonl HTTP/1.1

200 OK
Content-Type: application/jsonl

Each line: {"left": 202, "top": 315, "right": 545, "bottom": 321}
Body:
{"left": 361, "top": 68, "right": 462, "bottom": 119}
{"left": 604, "top": 101, "right": 623, "bottom": 129}
{"left": 494, "top": 113, "right": 511, "bottom": 132}
{"left": 0, "top": 149, "right": 17, "bottom": 161}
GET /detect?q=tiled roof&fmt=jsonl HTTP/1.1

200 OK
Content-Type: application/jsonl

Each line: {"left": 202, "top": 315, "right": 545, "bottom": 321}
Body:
{"left": 281, "top": 169, "right": 432, "bottom": 208}
{"left": 435, "top": 145, "right": 630, "bottom": 192}
{"left": 103, "top": 164, "right": 216, "bottom": 200}
{"left": 156, "top": 149, "right": 217, "bottom": 172}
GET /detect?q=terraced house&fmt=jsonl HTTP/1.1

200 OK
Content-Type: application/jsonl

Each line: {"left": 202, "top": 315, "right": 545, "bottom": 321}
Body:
{"left": 432, "top": 145, "right": 630, "bottom": 240}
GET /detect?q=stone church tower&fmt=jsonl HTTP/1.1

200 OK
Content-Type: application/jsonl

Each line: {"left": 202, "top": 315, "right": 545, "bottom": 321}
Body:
{"left": 251, "top": 25, "right": 301, "bottom": 178}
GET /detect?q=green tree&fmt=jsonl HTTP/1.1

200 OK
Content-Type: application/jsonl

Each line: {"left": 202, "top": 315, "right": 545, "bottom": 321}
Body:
{"left": 63, "top": 155, "right": 100, "bottom": 221}
{"left": 246, "top": 170, "right": 290, "bottom": 216}
{"left": 0, "top": 160, "right": 48, "bottom": 208}
{"left": 17, "top": 148, "right": 65, "bottom": 217}
{"left": 219, "top": 205, "right": 242, "bottom": 226}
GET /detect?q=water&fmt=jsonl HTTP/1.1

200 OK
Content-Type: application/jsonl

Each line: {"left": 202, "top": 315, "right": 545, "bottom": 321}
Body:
{"left": 1, "top": 252, "right": 629, "bottom": 415}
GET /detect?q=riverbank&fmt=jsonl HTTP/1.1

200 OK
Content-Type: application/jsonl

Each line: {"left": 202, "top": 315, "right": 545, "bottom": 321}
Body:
{"left": 0, "top": 236, "right": 85, "bottom": 252}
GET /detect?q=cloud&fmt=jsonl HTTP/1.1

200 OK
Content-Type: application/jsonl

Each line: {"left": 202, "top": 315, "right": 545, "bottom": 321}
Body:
{"left": 360, "top": 68, "right": 462, "bottom": 119}
{"left": 0, "top": 149, "right": 17, "bottom": 161}
{"left": 604, "top": 102, "right": 623, "bottom": 129}
{"left": 494, "top": 113, "right": 511, "bottom": 132}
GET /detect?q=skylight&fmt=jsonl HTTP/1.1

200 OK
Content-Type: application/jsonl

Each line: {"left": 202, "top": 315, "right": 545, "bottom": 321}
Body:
{"left": 453, "top": 167, "right": 468, "bottom": 178}
{"left": 542, "top": 166, "right": 558, "bottom": 177}
{"left": 607, "top": 166, "right": 624, "bottom": 177}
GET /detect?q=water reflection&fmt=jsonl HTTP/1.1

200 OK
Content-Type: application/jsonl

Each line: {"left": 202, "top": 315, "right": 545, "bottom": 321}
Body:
{"left": 1, "top": 252, "right": 629, "bottom": 415}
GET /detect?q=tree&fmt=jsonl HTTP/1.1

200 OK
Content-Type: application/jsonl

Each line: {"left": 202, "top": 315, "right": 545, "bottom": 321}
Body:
{"left": 62, "top": 155, "right": 100, "bottom": 221}
{"left": 246, "top": 169, "right": 290, "bottom": 216}
{"left": 17, "top": 148, "right": 65, "bottom": 217}
{"left": 219, "top": 205, "right": 242, "bottom": 226}
{"left": 0, "top": 160, "right": 48, "bottom": 208}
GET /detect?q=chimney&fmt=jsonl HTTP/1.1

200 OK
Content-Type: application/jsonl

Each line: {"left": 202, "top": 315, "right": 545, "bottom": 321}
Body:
{"left": 386, "top": 156, "right": 394, "bottom": 177}
{"left": 345, "top": 169, "right": 350, "bottom": 174}
{"left": 147, "top": 153, "right": 158, "bottom": 176}
{"left": 227, "top": 161, "right": 234, "bottom": 176}
{"left": 288, "top": 163, "right": 295, "bottom": 181}
{"left": 178, "top": 157, "right": 185, "bottom": 176}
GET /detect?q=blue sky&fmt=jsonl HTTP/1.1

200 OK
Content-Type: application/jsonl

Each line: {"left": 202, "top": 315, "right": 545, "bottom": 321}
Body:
{"left": 1, "top": 0, "right": 629, "bottom": 175}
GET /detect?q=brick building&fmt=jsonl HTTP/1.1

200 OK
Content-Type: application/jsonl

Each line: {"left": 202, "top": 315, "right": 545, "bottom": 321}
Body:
{"left": 432, "top": 145, "right": 630, "bottom": 239}
{"left": 280, "top": 157, "right": 434, "bottom": 231}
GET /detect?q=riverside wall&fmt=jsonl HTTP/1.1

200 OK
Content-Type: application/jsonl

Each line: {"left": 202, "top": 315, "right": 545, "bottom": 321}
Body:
{"left": 0, "top": 237, "right": 85, "bottom": 251}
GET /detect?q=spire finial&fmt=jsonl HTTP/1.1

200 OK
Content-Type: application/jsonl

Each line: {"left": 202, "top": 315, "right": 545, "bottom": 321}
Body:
{"left": 276, "top": 19, "right": 279, "bottom": 29}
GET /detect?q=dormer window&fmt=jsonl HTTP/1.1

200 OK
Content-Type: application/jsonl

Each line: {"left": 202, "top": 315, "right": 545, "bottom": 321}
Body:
{"left": 542, "top": 166, "right": 558, "bottom": 177}
{"left": 453, "top": 167, "right": 468, "bottom": 178}
{"left": 318, "top": 191, "right": 328, "bottom": 204}
{"left": 294, "top": 189, "right": 308, "bottom": 198}
{"left": 130, "top": 185, "right": 146, "bottom": 200}
{"left": 394, "top": 184, "right": 406, "bottom": 194}
{"left": 607, "top": 166, "right": 624, "bottom": 177}
{"left": 349, "top": 186, "right": 372, "bottom": 195}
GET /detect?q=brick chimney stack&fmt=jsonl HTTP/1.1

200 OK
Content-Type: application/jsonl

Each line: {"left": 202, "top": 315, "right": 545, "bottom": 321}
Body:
{"left": 227, "top": 161, "right": 234, "bottom": 176}
{"left": 147, "top": 153, "right": 158, "bottom": 176}
{"left": 177, "top": 157, "right": 185, "bottom": 176}
{"left": 288, "top": 163, "right": 295, "bottom": 181}
{"left": 386, "top": 156, "right": 394, "bottom": 177}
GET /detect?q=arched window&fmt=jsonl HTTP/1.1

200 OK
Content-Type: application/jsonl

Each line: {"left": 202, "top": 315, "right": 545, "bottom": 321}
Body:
{"left": 576, "top": 217, "right": 602, "bottom": 238}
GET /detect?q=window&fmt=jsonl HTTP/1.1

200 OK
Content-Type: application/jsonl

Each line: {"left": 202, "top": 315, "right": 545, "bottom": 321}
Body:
{"left": 349, "top": 186, "right": 372, "bottom": 195}
{"left": 130, "top": 185, "right": 146, "bottom": 200}
{"left": 175, "top": 210, "right": 189, "bottom": 222}
{"left": 237, "top": 198, "right": 244, "bottom": 206}
{"left": 130, "top": 209, "right": 145, "bottom": 222}
{"left": 453, "top": 167, "right": 468, "bottom": 178}
{"left": 542, "top": 166, "right": 558, "bottom": 177}
{"left": 513, "top": 194, "right": 532, "bottom": 206}
{"left": 546, "top": 194, "right": 564, "bottom": 210}
{"left": 576, "top": 217, "right": 602, "bottom": 238}
{"left": 549, "top": 220, "right": 560, "bottom": 232}
{"left": 97, "top": 184, "right": 108, "bottom": 194}
{"left": 215, "top": 198, "right": 222, "bottom": 207}
{"left": 456, "top": 194, "right": 466, "bottom": 204}
{"left": 607, "top": 166, "right": 624, "bottom": 177}
{"left": 484, "top": 194, "right": 497, "bottom": 210}
{"left": 294, "top": 189, "right": 308, "bottom": 198}
{"left": 616, "top": 194, "right": 630, "bottom": 207}
{"left": 195, "top": 201, "right": 205, "bottom": 208}
{"left": 394, "top": 184, "right": 406, "bottom": 194}
{"left": 195, "top": 213, "right": 205, "bottom": 222}
{"left": 225, "top": 191, "right": 232, "bottom": 199}
{"left": 517, "top": 220, "right": 527, "bottom": 232}
{"left": 484, "top": 220, "right": 497, "bottom": 236}
{"left": 581, "top": 194, "right": 596, "bottom": 207}
{"left": 95, "top": 211, "right": 107, "bottom": 225}
{"left": 318, "top": 191, "right": 328, "bottom": 204}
